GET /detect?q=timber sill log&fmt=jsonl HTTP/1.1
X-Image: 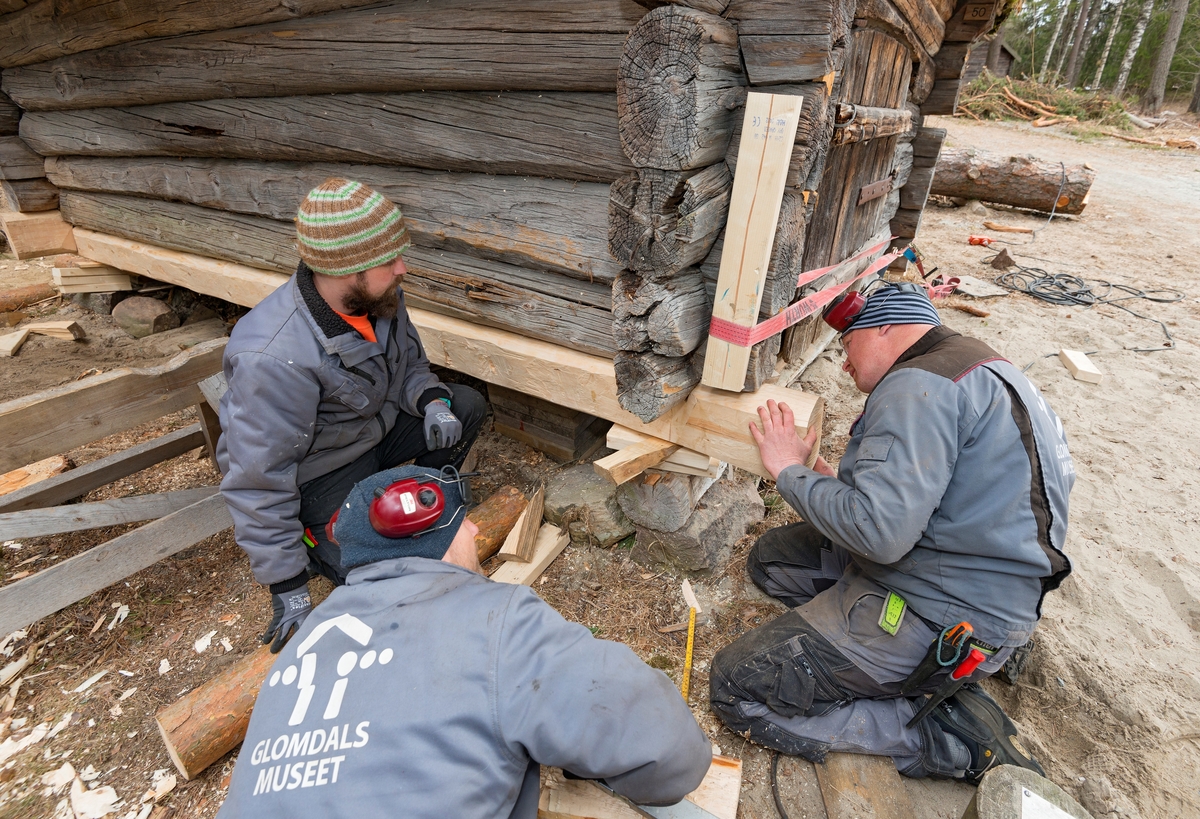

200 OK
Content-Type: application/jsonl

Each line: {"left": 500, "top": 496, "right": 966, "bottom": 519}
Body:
{"left": 58, "top": 192, "right": 618, "bottom": 356}
{"left": 1, "top": 0, "right": 647, "bottom": 110}
{"left": 20, "top": 93, "right": 632, "bottom": 182}
{"left": 45, "top": 156, "right": 617, "bottom": 283}
{"left": 614, "top": 351, "right": 701, "bottom": 422}
{"left": 929, "top": 148, "right": 1095, "bottom": 215}
{"left": 617, "top": 5, "right": 747, "bottom": 171}
{"left": 832, "top": 103, "right": 914, "bottom": 145}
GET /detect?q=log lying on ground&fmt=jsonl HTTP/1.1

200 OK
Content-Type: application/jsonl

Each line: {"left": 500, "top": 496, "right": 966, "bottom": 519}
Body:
{"left": 0, "top": 91, "right": 18, "bottom": 135}
{"left": 613, "top": 269, "right": 709, "bottom": 357}
{"left": 1, "top": 0, "right": 646, "bottom": 110}
{"left": 929, "top": 148, "right": 1095, "bottom": 215}
{"left": 0, "top": 282, "right": 56, "bottom": 312}
{"left": 20, "top": 93, "right": 630, "bottom": 182}
{"left": 473, "top": 486, "right": 528, "bottom": 563}
{"left": 617, "top": 5, "right": 746, "bottom": 170}
{"left": 0, "top": 135, "right": 43, "bottom": 179}
{"left": 1, "top": 177, "right": 56, "bottom": 211}
{"left": 59, "top": 192, "right": 617, "bottom": 356}
{"left": 608, "top": 163, "right": 730, "bottom": 275}
{"left": 46, "top": 156, "right": 616, "bottom": 283}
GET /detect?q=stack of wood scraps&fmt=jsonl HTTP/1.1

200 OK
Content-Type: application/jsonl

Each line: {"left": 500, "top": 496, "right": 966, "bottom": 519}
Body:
{"left": 52, "top": 257, "right": 132, "bottom": 294}
{"left": 606, "top": 425, "right": 723, "bottom": 479}
{"left": 0, "top": 319, "right": 85, "bottom": 356}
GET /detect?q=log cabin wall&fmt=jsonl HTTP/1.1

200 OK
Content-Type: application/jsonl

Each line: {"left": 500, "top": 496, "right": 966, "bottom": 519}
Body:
{"left": 0, "top": 0, "right": 1001, "bottom": 422}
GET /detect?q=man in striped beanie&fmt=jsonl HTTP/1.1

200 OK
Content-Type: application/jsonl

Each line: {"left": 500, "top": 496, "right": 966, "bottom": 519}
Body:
{"left": 711, "top": 280, "right": 1074, "bottom": 786}
{"left": 215, "top": 178, "right": 486, "bottom": 652}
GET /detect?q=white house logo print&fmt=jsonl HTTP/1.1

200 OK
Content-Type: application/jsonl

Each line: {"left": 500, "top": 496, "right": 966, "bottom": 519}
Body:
{"left": 266, "top": 613, "right": 394, "bottom": 726}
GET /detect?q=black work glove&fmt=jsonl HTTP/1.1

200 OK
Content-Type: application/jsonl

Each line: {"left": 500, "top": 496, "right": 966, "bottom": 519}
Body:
{"left": 261, "top": 582, "right": 312, "bottom": 654}
{"left": 423, "top": 400, "right": 462, "bottom": 450}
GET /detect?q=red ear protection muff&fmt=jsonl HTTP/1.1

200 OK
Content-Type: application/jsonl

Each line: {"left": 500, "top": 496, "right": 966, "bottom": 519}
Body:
{"left": 367, "top": 478, "right": 446, "bottom": 537}
{"left": 823, "top": 290, "right": 866, "bottom": 333}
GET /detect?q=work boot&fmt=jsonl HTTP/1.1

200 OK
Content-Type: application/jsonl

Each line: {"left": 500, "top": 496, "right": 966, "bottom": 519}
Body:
{"left": 930, "top": 683, "right": 1044, "bottom": 784}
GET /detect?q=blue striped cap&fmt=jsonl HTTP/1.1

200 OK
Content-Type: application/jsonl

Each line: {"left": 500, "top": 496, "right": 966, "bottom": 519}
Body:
{"left": 844, "top": 283, "right": 941, "bottom": 333}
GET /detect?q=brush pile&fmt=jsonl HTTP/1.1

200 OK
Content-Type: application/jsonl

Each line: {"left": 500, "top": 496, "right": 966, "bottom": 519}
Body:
{"left": 957, "top": 73, "right": 1128, "bottom": 128}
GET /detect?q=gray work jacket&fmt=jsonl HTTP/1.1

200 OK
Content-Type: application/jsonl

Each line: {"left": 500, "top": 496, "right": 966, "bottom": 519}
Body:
{"left": 216, "top": 558, "right": 712, "bottom": 818}
{"left": 778, "top": 328, "right": 1074, "bottom": 647}
{"left": 216, "top": 264, "right": 449, "bottom": 586}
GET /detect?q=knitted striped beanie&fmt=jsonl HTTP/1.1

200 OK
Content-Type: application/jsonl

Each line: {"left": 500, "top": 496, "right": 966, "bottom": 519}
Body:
{"left": 845, "top": 282, "right": 942, "bottom": 333}
{"left": 295, "top": 178, "right": 411, "bottom": 277}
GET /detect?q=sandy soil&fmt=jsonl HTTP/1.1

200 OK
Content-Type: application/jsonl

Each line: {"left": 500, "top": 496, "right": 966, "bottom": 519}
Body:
{"left": 0, "top": 119, "right": 1197, "bottom": 818}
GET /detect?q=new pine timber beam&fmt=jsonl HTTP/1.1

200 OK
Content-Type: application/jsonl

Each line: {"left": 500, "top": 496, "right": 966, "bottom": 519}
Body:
{"left": 594, "top": 438, "right": 680, "bottom": 485}
{"left": 701, "top": 92, "right": 802, "bottom": 392}
{"left": 71, "top": 231, "right": 824, "bottom": 477}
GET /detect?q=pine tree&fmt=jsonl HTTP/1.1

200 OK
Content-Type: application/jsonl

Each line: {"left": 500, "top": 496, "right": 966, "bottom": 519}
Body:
{"left": 1063, "top": 0, "right": 1095, "bottom": 86}
{"left": 1141, "top": 0, "right": 1190, "bottom": 113}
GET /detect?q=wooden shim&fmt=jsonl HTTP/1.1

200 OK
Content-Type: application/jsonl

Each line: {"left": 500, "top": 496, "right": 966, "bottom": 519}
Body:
{"left": 815, "top": 752, "right": 917, "bottom": 819}
{"left": 1, "top": 0, "right": 645, "bottom": 109}
{"left": 0, "top": 209, "right": 75, "bottom": 258}
{"left": 930, "top": 148, "right": 1095, "bottom": 216}
{"left": 617, "top": 6, "right": 746, "bottom": 171}
{"left": 490, "top": 523, "right": 569, "bottom": 586}
{"left": 701, "top": 92, "right": 802, "bottom": 391}
{"left": 1059, "top": 349, "right": 1103, "bottom": 384}
{"left": 1, "top": 177, "right": 57, "bottom": 212}
{"left": 0, "top": 454, "right": 69, "bottom": 497}
{"left": 497, "top": 486, "right": 546, "bottom": 563}
{"left": 473, "top": 486, "right": 528, "bottom": 564}
{"left": 539, "top": 755, "right": 741, "bottom": 819}
{"left": 594, "top": 439, "right": 681, "bottom": 485}
{"left": 0, "top": 327, "right": 28, "bottom": 356}
{"left": 606, "top": 424, "right": 721, "bottom": 476}
{"left": 741, "top": 35, "right": 835, "bottom": 85}
{"left": 156, "top": 647, "right": 276, "bottom": 780}
{"left": 0, "top": 135, "right": 42, "bottom": 179}
{"left": 24, "top": 319, "right": 83, "bottom": 340}
{"left": 71, "top": 232, "right": 824, "bottom": 477}
{"left": 21, "top": 93, "right": 631, "bottom": 183}
{"left": 0, "top": 486, "right": 218, "bottom": 540}
{"left": 46, "top": 157, "right": 617, "bottom": 283}
{"left": 0, "top": 339, "right": 225, "bottom": 473}
{"left": 0, "top": 424, "right": 205, "bottom": 514}
{"left": 0, "top": 492, "right": 232, "bottom": 636}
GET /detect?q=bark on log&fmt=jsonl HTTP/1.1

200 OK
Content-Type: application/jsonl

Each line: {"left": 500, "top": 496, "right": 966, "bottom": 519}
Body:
{"left": 930, "top": 148, "right": 1095, "bottom": 215}
{"left": 156, "top": 647, "right": 276, "bottom": 780}
{"left": 831, "top": 103, "right": 913, "bottom": 145}
{"left": 19, "top": 93, "right": 631, "bottom": 182}
{"left": 58, "top": 192, "right": 618, "bottom": 356}
{"left": 613, "top": 269, "right": 709, "bottom": 357}
{"left": 0, "top": 282, "right": 56, "bottom": 312}
{"left": 1, "top": 0, "right": 646, "bottom": 110}
{"left": 45, "top": 156, "right": 616, "bottom": 283}
{"left": 0, "top": 91, "right": 18, "bottom": 135}
{"left": 473, "top": 486, "right": 528, "bottom": 563}
{"left": 1, "top": 177, "right": 56, "bottom": 211}
{"left": 608, "top": 163, "right": 730, "bottom": 276}
{"left": 0, "top": 135, "right": 43, "bottom": 179}
{"left": 617, "top": 6, "right": 746, "bottom": 170}
{"left": 614, "top": 351, "right": 700, "bottom": 422}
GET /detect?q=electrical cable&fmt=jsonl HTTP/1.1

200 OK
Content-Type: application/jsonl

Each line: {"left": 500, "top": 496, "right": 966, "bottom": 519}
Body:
{"left": 770, "top": 751, "right": 791, "bottom": 819}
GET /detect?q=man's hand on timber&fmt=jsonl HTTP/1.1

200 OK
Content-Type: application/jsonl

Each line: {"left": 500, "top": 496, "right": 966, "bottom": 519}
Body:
{"left": 423, "top": 399, "right": 462, "bottom": 450}
{"left": 261, "top": 583, "right": 312, "bottom": 654}
{"left": 749, "top": 399, "right": 835, "bottom": 481}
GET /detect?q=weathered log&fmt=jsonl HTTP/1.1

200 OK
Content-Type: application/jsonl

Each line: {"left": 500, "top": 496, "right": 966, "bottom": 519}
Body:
{"left": 893, "top": 141, "right": 914, "bottom": 188}
{"left": 911, "top": 125, "right": 946, "bottom": 159}
{"left": 741, "top": 35, "right": 836, "bottom": 85}
{"left": 930, "top": 148, "right": 1096, "bottom": 215}
{"left": 1, "top": 177, "right": 56, "bottom": 211}
{"left": 45, "top": 156, "right": 616, "bottom": 283}
{"left": 156, "top": 647, "right": 276, "bottom": 780}
{"left": 614, "top": 351, "right": 700, "bottom": 422}
{"left": 615, "top": 467, "right": 722, "bottom": 533}
{"left": 888, "top": 0, "right": 945, "bottom": 54}
{"left": 899, "top": 166, "right": 935, "bottom": 210}
{"left": 832, "top": 103, "right": 914, "bottom": 145}
{"left": 880, "top": 186, "right": 901, "bottom": 224}
{"left": 617, "top": 5, "right": 746, "bottom": 170}
{"left": 0, "top": 135, "right": 42, "bottom": 179}
{"left": 921, "top": 78, "right": 961, "bottom": 115}
{"left": 728, "top": 0, "right": 850, "bottom": 41}
{"left": 630, "top": 0, "right": 729, "bottom": 13}
{"left": 608, "top": 163, "right": 731, "bottom": 275}
{"left": 58, "top": 192, "right": 617, "bottom": 356}
{"left": 0, "top": 91, "right": 18, "bottom": 135}
{"left": 934, "top": 42, "right": 971, "bottom": 78}
{"left": 20, "top": 93, "right": 631, "bottom": 182}
{"left": 943, "top": 0, "right": 997, "bottom": 42}
{"left": 613, "top": 269, "right": 709, "bottom": 357}
{"left": 890, "top": 207, "right": 920, "bottom": 239}
{"left": 473, "top": 486, "right": 528, "bottom": 563}
{"left": 1, "top": 0, "right": 646, "bottom": 110}
{"left": 725, "top": 81, "right": 833, "bottom": 189}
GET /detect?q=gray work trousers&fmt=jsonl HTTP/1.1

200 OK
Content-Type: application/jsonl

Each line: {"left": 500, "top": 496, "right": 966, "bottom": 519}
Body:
{"left": 710, "top": 522, "right": 1013, "bottom": 778}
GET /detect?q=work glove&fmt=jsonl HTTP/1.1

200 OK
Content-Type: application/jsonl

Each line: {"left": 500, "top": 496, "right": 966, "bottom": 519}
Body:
{"left": 423, "top": 399, "right": 462, "bottom": 450}
{"left": 261, "top": 583, "right": 312, "bottom": 654}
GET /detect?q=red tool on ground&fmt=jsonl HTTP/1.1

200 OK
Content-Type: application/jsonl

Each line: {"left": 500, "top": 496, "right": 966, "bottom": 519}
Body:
{"left": 968, "top": 235, "right": 995, "bottom": 247}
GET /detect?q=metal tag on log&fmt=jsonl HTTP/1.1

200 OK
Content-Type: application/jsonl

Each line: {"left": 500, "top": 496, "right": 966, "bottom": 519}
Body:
{"left": 858, "top": 177, "right": 894, "bottom": 205}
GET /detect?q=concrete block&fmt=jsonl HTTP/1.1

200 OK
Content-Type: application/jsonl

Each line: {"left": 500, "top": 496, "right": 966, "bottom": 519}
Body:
{"left": 544, "top": 464, "right": 634, "bottom": 548}
{"left": 631, "top": 476, "right": 764, "bottom": 572}
{"left": 111, "top": 295, "right": 179, "bottom": 338}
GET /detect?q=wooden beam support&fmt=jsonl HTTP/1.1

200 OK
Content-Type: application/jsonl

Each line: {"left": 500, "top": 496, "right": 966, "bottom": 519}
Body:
{"left": 0, "top": 486, "right": 218, "bottom": 540}
{"left": 0, "top": 339, "right": 225, "bottom": 473}
{"left": 594, "top": 438, "right": 681, "bottom": 485}
{"left": 71, "top": 232, "right": 824, "bottom": 477}
{"left": 701, "top": 92, "right": 802, "bottom": 392}
{"left": 489, "top": 523, "right": 570, "bottom": 586}
{"left": 0, "top": 493, "right": 233, "bottom": 637}
{"left": 1, "top": 178, "right": 58, "bottom": 212}
{"left": 0, "top": 424, "right": 206, "bottom": 513}
{"left": 0, "top": 209, "right": 75, "bottom": 259}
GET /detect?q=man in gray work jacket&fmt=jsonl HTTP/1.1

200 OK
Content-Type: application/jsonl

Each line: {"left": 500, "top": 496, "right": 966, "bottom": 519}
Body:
{"left": 710, "top": 282, "right": 1073, "bottom": 783}
{"left": 217, "top": 179, "right": 486, "bottom": 653}
{"left": 217, "top": 465, "right": 713, "bottom": 818}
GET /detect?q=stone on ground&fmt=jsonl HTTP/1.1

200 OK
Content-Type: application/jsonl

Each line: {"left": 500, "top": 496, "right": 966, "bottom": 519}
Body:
{"left": 544, "top": 464, "right": 634, "bottom": 547}
{"left": 111, "top": 296, "right": 179, "bottom": 338}
{"left": 965, "top": 765, "right": 1095, "bottom": 819}
{"left": 631, "top": 475, "right": 764, "bottom": 571}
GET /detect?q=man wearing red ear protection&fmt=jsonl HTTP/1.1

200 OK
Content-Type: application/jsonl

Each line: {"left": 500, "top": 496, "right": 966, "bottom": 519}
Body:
{"left": 710, "top": 281, "right": 1075, "bottom": 786}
